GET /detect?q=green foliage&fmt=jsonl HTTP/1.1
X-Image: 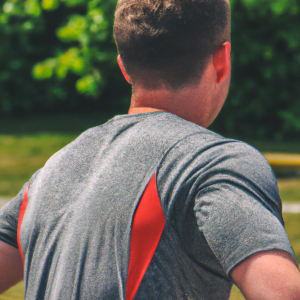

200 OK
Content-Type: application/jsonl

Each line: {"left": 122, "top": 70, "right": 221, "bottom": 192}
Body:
{"left": 0, "top": 0, "right": 128, "bottom": 115}
{"left": 30, "top": 0, "right": 115, "bottom": 96}
{"left": 211, "top": 0, "right": 300, "bottom": 140}
{"left": 42, "top": 0, "right": 60, "bottom": 11}
{"left": 0, "top": 0, "right": 299, "bottom": 140}
{"left": 25, "top": 0, "right": 42, "bottom": 16}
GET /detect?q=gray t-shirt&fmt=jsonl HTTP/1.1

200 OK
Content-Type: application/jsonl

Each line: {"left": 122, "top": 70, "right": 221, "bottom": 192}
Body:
{"left": 0, "top": 112, "right": 295, "bottom": 299}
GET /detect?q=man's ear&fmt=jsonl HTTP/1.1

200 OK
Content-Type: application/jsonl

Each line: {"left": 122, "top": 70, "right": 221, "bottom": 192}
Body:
{"left": 213, "top": 42, "right": 231, "bottom": 84}
{"left": 117, "top": 55, "right": 131, "bottom": 84}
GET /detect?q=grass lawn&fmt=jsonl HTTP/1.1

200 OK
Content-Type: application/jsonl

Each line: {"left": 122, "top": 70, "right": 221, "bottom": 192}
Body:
{"left": 0, "top": 134, "right": 76, "bottom": 197}
{"left": 230, "top": 285, "right": 246, "bottom": 300}
{"left": 278, "top": 178, "right": 300, "bottom": 203}
{"left": 0, "top": 282, "right": 24, "bottom": 300}
{"left": 0, "top": 113, "right": 300, "bottom": 299}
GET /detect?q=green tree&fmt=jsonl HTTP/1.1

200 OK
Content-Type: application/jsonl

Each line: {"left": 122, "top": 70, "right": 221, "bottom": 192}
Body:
{"left": 33, "top": 0, "right": 118, "bottom": 97}
{"left": 0, "top": 0, "right": 129, "bottom": 115}
{"left": 0, "top": 0, "right": 300, "bottom": 141}
{"left": 212, "top": 0, "right": 300, "bottom": 140}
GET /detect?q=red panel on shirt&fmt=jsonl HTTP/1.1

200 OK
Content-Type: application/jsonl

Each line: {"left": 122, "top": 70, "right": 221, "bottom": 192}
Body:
{"left": 125, "top": 173, "right": 165, "bottom": 300}
{"left": 17, "top": 184, "right": 29, "bottom": 265}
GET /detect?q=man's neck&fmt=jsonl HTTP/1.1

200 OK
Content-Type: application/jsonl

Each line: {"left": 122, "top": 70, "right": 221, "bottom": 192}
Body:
{"left": 128, "top": 56, "right": 226, "bottom": 128}
{"left": 130, "top": 84, "right": 213, "bottom": 128}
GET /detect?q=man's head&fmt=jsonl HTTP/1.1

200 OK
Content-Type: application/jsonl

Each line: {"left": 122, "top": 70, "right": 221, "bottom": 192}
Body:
{"left": 114, "top": 0, "right": 231, "bottom": 90}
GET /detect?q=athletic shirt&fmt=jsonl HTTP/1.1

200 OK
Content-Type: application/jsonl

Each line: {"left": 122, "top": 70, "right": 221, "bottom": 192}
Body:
{"left": 0, "top": 112, "right": 296, "bottom": 299}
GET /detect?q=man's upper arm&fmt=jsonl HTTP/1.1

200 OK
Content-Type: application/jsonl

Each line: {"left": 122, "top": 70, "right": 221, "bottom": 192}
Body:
{"left": 193, "top": 141, "right": 296, "bottom": 275}
{"left": 0, "top": 184, "right": 29, "bottom": 294}
{"left": 0, "top": 190, "right": 25, "bottom": 294}
{"left": 0, "top": 191, "right": 24, "bottom": 249}
{"left": 0, "top": 240, "right": 23, "bottom": 294}
{"left": 0, "top": 171, "right": 41, "bottom": 295}
{"left": 231, "top": 250, "right": 300, "bottom": 300}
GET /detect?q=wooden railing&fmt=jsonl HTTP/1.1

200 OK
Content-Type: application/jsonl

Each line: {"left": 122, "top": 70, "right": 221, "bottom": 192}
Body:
{"left": 263, "top": 153, "right": 300, "bottom": 168}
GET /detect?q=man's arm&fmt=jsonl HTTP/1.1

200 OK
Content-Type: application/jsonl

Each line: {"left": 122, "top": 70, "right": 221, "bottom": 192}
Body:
{"left": 231, "top": 250, "right": 300, "bottom": 300}
{"left": 0, "top": 240, "right": 23, "bottom": 294}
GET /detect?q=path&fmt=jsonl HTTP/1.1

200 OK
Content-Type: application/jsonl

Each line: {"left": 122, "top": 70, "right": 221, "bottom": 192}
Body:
{"left": 282, "top": 203, "right": 300, "bottom": 214}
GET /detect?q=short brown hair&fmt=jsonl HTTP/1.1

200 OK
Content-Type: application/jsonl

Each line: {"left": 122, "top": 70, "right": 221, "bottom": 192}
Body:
{"left": 114, "top": 0, "right": 230, "bottom": 90}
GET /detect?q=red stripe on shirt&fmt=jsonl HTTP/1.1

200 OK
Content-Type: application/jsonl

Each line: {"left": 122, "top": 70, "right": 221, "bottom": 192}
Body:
{"left": 17, "top": 184, "right": 29, "bottom": 265}
{"left": 125, "top": 172, "right": 165, "bottom": 300}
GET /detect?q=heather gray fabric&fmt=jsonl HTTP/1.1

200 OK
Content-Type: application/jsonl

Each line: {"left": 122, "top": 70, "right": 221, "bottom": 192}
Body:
{"left": 0, "top": 112, "right": 296, "bottom": 300}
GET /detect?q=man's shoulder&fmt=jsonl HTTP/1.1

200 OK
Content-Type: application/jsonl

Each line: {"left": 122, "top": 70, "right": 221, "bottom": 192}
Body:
{"left": 161, "top": 122, "right": 266, "bottom": 164}
{"left": 159, "top": 132, "right": 278, "bottom": 203}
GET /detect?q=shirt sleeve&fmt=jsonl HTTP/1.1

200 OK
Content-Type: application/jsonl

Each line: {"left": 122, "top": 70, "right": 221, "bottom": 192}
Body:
{"left": 194, "top": 141, "right": 296, "bottom": 277}
{"left": 0, "top": 184, "right": 27, "bottom": 249}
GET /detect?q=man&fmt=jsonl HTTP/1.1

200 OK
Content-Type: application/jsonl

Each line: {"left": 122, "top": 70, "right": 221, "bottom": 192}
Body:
{"left": 1, "top": 0, "right": 300, "bottom": 299}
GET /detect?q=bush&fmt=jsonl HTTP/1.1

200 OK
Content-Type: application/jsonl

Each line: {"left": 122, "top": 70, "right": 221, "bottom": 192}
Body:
{"left": 0, "top": 0, "right": 300, "bottom": 140}
{"left": 211, "top": 0, "right": 300, "bottom": 140}
{"left": 0, "top": 0, "right": 130, "bottom": 115}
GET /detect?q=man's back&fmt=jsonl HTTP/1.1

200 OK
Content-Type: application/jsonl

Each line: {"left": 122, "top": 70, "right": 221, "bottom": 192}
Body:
{"left": 0, "top": 111, "right": 294, "bottom": 299}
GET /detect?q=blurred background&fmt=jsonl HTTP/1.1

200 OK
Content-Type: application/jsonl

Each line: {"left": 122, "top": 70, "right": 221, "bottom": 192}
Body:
{"left": 0, "top": 0, "right": 299, "bottom": 299}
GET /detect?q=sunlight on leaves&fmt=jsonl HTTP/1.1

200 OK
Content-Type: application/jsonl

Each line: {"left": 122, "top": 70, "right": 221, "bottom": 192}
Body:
{"left": 57, "top": 15, "right": 88, "bottom": 41}
{"left": 76, "top": 73, "right": 100, "bottom": 96}
{"left": 32, "top": 59, "right": 56, "bottom": 79}
{"left": 24, "top": 0, "right": 41, "bottom": 17}
{"left": 59, "top": 48, "right": 86, "bottom": 75}
{"left": 3, "top": 2, "right": 14, "bottom": 13}
{"left": 42, "top": 0, "right": 60, "bottom": 10}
